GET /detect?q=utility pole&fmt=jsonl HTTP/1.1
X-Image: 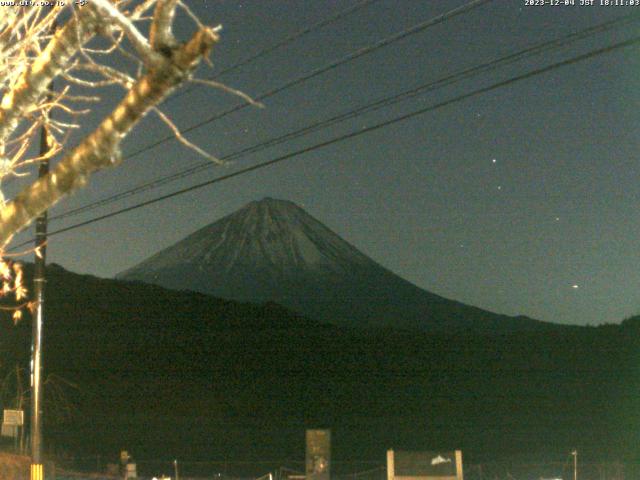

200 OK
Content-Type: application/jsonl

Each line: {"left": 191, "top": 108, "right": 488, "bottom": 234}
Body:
{"left": 30, "top": 14, "right": 57, "bottom": 480}
{"left": 30, "top": 83, "right": 53, "bottom": 480}
{"left": 572, "top": 450, "right": 578, "bottom": 480}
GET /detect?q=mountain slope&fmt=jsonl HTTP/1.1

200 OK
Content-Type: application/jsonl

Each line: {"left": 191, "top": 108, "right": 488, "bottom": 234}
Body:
{"left": 118, "top": 198, "right": 552, "bottom": 333}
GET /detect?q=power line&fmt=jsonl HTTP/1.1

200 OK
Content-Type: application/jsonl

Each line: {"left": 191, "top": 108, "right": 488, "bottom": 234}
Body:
{"left": 1, "top": 0, "right": 379, "bottom": 197}
{"left": 42, "top": 0, "right": 496, "bottom": 221}
{"left": 12, "top": 34, "right": 640, "bottom": 249}
{"left": 167, "top": 0, "right": 382, "bottom": 103}
{"left": 217, "top": 0, "right": 381, "bottom": 78}
{"left": 2, "top": 0, "right": 490, "bottom": 211}
{"left": 50, "top": 12, "right": 640, "bottom": 222}
{"left": 124, "top": 0, "right": 493, "bottom": 160}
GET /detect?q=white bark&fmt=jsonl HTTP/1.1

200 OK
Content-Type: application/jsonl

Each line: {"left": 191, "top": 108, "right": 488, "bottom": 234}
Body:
{"left": 0, "top": 5, "right": 221, "bottom": 247}
{"left": 0, "top": 8, "right": 98, "bottom": 148}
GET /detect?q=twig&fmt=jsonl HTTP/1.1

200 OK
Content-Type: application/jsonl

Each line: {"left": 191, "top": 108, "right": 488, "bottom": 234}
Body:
{"left": 190, "top": 78, "right": 264, "bottom": 108}
{"left": 152, "top": 107, "right": 223, "bottom": 164}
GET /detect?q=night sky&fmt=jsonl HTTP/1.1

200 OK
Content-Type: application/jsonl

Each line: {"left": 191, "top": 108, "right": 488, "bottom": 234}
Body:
{"left": 7, "top": 0, "right": 640, "bottom": 326}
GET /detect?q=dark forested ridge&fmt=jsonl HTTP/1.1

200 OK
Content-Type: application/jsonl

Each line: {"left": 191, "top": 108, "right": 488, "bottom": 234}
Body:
{"left": 0, "top": 264, "right": 638, "bottom": 472}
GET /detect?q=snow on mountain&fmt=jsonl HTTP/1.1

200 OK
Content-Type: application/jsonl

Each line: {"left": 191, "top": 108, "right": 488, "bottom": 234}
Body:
{"left": 124, "top": 197, "right": 371, "bottom": 276}
{"left": 118, "top": 198, "right": 552, "bottom": 332}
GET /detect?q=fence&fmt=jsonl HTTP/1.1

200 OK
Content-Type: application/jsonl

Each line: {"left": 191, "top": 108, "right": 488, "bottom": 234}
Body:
{"left": 0, "top": 455, "right": 634, "bottom": 480}
{"left": 461, "top": 461, "right": 632, "bottom": 480}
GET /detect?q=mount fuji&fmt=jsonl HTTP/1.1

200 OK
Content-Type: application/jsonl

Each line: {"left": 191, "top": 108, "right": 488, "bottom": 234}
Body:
{"left": 117, "top": 197, "right": 553, "bottom": 332}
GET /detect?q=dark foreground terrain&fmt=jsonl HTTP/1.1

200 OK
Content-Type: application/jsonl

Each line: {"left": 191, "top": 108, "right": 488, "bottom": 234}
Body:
{"left": 0, "top": 264, "right": 638, "bottom": 477}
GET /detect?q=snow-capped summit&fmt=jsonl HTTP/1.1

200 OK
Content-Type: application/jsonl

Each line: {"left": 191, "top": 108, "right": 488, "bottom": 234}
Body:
{"left": 120, "top": 197, "right": 370, "bottom": 278}
{"left": 118, "top": 198, "right": 549, "bottom": 332}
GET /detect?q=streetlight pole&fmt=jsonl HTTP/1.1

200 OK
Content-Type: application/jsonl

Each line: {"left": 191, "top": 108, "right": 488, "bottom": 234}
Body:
{"left": 572, "top": 450, "right": 578, "bottom": 480}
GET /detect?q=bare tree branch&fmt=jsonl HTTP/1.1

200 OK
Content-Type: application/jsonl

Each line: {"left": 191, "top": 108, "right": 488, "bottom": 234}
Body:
{"left": 190, "top": 78, "right": 264, "bottom": 108}
{"left": 0, "top": 8, "right": 98, "bottom": 148}
{"left": 0, "top": 26, "right": 220, "bottom": 247}
{"left": 152, "top": 107, "right": 222, "bottom": 164}
{"left": 89, "top": 0, "right": 163, "bottom": 68}
{"left": 150, "top": 0, "right": 180, "bottom": 51}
